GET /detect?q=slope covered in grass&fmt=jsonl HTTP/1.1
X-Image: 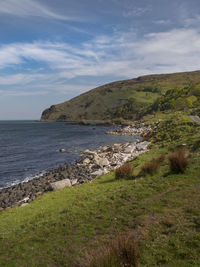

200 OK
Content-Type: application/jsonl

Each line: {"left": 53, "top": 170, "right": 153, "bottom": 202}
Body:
{"left": 41, "top": 70, "right": 200, "bottom": 121}
{"left": 0, "top": 113, "right": 200, "bottom": 266}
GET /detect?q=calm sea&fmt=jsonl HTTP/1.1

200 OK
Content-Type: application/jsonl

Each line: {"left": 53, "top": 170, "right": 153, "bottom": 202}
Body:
{"left": 0, "top": 121, "right": 139, "bottom": 188}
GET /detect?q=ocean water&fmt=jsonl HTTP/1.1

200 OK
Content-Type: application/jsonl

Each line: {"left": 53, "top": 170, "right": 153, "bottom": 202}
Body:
{"left": 0, "top": 121, "right": 139, "bottom": 189}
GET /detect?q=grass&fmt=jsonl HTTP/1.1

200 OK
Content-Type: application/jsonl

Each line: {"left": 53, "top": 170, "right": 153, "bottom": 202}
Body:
{"left": 0, "top": 136, "right": 199, "bottom": 266}
{"left": 0, "top": 111, "right": 200, "bottom": 266}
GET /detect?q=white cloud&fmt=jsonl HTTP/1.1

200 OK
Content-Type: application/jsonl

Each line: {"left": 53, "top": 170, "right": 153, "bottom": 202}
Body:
{"left": 1, "top": 27, "right": 200, "bottom": 98}
{"left": 154, "top": 20, "right": 171, "bottom": 25}
{"left": 122, "top": 6, "right": 151, "bottom": 18}
{"left": 0, "top": 0, "right": 79, "bottom": 21}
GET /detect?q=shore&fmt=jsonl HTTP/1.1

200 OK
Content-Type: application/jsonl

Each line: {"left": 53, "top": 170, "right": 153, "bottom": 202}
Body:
{"left": 0, "top": 125, "right": 151, "bottom": 211}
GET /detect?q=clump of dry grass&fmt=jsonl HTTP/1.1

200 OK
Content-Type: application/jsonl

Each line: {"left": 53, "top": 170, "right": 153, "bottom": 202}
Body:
{"left": 85, "top": 234, "right": 139, "bottom": 267}
{"left": 115, "top": 162, "right": 134, "bottom": 179}
{"left": 156, "top": 154, "right": 166, "bottom": 163}
{"left": 168, "top": 149, "right": 189, "bottom": 173}
{"left": 140, "top": 159, "right": 159, "bottom": 175}
{"left": 140, "top": 154, "right": 165, "bottom": 176}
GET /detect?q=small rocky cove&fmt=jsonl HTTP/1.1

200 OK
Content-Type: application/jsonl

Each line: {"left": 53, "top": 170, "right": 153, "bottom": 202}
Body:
{"left": 0, "top": 124, "right": 152, "bottom": 211}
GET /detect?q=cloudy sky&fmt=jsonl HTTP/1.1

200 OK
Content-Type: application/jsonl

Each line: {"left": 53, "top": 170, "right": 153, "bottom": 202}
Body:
{"left": 1, "top": 0, "right": 200, "bottom": 119}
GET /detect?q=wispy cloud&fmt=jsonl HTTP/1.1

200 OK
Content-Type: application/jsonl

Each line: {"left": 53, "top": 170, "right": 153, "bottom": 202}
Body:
{"left": 122, "top": 6, "right": 151, "bottom": 18}
{"left": 0, "top": 0, "right": 79, "bottom": 21}
{"left": 154, "top": 19, "right": 172, "bottom": 25}
{"left": 1, "top": 27, "right": 200, "bottom": 98}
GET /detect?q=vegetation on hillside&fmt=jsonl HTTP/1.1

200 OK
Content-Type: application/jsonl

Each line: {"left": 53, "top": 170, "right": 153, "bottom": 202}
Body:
{"left": 0, "top": 111, "right": 200, "bottom": 266}
{"left": 1, "top": 70, "right": 200, "bottom": 266}
{"left": 41, "top": 70, "right": 200, "bottom": 121}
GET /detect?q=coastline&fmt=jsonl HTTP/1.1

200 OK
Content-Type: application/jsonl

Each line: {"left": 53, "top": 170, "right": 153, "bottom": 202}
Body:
{"left": 0, "top": 124, "right": 152, "bottom": 211}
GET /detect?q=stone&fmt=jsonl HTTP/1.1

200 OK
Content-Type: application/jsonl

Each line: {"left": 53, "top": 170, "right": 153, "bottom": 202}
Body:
{"left": 91, "top": 169, "right": 104, "bottom": 177}
{"left": 21, "top": 203, "right": 29, "bottom": 207}
{"left": 124, "top": 144, "right": 136, "bottom": 154}
{"left": 35, "top": 192, "right": 43, "bottom": 197}
{"left": 60, "top": 148, "right": 67, "bottom": 153}
{"left": 83, "top": 149, "right": 96, "bottom": 155}
{"left": 71, "top": 179, "right": 78, "bottom": 186}
{"left": 50, "top": 179, "right": 71, "bottom": 190}
{"left": 96, "top": 157, "right": 110, "bottom": 167}
{"left": 22, "top": 197, "right": 29, "bottom": 203}
{"left": 83, "top": 158, "right": 90, "bottom": 164}
{"left": 136, "top": 141, "right": 150, "bottom": 151}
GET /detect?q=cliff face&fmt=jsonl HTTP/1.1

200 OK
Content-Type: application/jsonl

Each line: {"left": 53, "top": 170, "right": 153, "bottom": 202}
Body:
{"left": 40, "top": 70, "right": 200, "bottom": 121}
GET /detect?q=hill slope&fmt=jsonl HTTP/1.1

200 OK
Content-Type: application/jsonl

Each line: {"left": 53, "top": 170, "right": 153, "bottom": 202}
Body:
{"left": 41, "top": 70, "right": 200, "bottom": 121}
{"left": 0, "top": 113, "right": 200, "bottom": 266}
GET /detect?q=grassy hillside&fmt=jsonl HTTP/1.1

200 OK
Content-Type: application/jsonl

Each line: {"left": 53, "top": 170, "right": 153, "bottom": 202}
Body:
{"left": 41, "top": 70, "right": 200, "bottom": 121}
{"left": 1, "top": 113, "right": 200, "bottom": 266}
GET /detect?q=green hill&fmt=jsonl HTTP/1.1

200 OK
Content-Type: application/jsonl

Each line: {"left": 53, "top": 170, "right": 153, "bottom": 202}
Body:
{"left": 41, "top": 70, "right": 200, "bottom": 121}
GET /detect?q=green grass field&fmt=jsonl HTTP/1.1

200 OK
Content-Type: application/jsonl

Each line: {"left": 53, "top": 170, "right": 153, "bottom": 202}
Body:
{"left": 0, "top": 113, "right": 200, "bottom": 266}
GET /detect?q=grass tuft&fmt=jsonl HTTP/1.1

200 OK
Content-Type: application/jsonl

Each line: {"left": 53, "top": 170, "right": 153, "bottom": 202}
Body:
{"left": 85, "top": 234, "right": 139, "bottom": 267}
{"left": 168, "top": 149, "right": 189, "bottom": 173}
{"left": 140, "top": 159, "right": 159, "bottom": 176}
{"left": 115, "top": 163, "right": 134, "bottom": 179}
{"left": 140, "top": 154, "right": 166, "bottom": 176}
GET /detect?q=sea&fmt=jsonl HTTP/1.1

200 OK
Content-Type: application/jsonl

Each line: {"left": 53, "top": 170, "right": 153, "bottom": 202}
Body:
{"left": 0, "top": 121, "right": 139, "bottom": 189}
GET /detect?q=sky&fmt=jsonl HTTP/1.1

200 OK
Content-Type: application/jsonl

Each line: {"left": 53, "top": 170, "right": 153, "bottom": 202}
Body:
{"left": 1, "top": 0, "right": 200, "bottom": 119}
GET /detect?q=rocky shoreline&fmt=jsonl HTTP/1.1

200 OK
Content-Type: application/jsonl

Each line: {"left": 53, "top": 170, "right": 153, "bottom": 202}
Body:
{"left": 106, "top": 123, "right": 156, "bottom": 136}
{"left": 0, "top": 127, "right": 151, "bottom": 211}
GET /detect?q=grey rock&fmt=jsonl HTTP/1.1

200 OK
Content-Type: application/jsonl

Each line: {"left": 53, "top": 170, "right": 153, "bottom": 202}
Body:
{"left": 50, "top": 179, "right": 71, "bottom": 190}
{"left": 124, "top": 144, "right": 136, "bottom": 154}
{"left": 97, "top": 158, "right": 110, "bottom": 167}
{"left": 136, "top": 141, "right": 150, "bottom": 151}
{"left": 71, "top": 179, "right": 78, "bottom": 186}
{"left": 21, "top": 203, "right": 29, "bottom": 207}
{"left": 91, "top": 169, "right": 104, "bottom": 177}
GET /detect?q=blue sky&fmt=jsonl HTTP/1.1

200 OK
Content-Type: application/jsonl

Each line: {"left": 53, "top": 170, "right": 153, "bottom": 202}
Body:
{"left": 1, "top": 0, "right": 200, "bottom": 119}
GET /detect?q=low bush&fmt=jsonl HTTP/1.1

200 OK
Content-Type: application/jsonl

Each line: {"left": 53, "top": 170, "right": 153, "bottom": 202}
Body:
{"left": 140, "top": 154, "right": 165, "bottom": 176}
{"left": 115, "top": 163, "right": 134, "bottom": 179}
{"left": 156, "top": 154, "right": 166, "bottom": 163}
{"left": 86, "top": 234, "right": 139, "bottom": 267}
{"left": 140, "top": 159, "right": 159, "bottom": 175}
{"left": 168, "top": 149, "right": 189, "bottom": 173}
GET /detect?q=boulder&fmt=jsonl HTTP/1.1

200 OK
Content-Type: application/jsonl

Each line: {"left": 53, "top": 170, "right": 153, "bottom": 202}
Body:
{"left": 50, "top": 179, "right": 71, "bottom": 190}
{"left": 136, "top": 141, "right": 150, "bottom": 151}
{"left": 22, "top": 197, "right": 29, "bottom": 203}
{"left": 91, "top": 169, "right": 104, "bottom": 177}
{"left": 35, "top": 192, "right": 43, "bottom": 197}
{"left": 82, "top": 158, "right": 90, "bottom": 164}
{"left": 83, "top": 149, "right": 96, "bottom": 155}
{"left": 71, "top": 179, "right": 78, "bottom": 186}
{"left": 60, "top": 148, "right": 67, "bottom": 153}
{"left": 124, "top": 144, "right": 136, "bottom": 154}
{"left": 96, "top": 157, "right": 110, "bottom": 167}
{"left": 21, "top": 203, "right": 29, "bottom": 207}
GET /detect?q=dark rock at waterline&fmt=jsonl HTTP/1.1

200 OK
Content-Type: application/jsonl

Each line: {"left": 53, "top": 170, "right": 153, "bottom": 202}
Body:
{"left": 0, "top": 137, "right": 150, "bottom": 211}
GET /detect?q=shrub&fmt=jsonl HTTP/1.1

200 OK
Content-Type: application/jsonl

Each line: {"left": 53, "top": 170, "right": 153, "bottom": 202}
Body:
{"left": 86, "top": 234, "right": 139, "bottom": 267}
{"left": 140, "top": 159, "right": 159, "bottom": 175}
{"left": 156, "top": 154, "right": 166, "bottom": 163}
{"left": 115, "top": 162, "right": 134, "bottom": 179}
{"left": 168, "top": 149, "right": 189, "bottom": 173}
{"left": 140, "top": 154, "right": 165, "bottom": 176}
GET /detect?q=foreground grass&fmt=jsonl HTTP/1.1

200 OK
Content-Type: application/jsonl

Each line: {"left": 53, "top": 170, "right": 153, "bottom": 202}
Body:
{"left": 0, "top": 113, "right": 200, "bottom": 266}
